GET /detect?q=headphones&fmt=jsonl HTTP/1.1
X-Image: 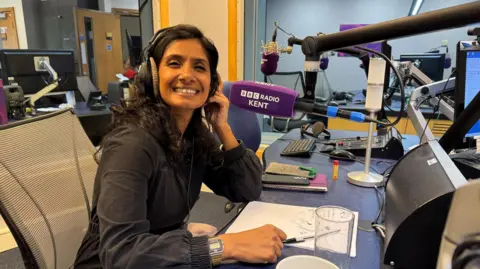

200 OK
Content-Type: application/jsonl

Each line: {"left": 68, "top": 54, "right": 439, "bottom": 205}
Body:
{"left": 301, "top": 121, "right": 331, "bottom": 140}
{"left": 452, "top": 238, "right": 480, "bottom": 269}
{"left": 332, "top": 91, "right": 355, "bottom": 101}
{"left": 139, "top": 26, "right": 220, "bottom": 101}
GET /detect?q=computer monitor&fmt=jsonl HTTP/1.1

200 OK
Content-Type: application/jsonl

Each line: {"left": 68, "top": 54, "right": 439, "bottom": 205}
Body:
{"left": 454, "top": 44, "right": 480, "bottom": 138}
{"left": 400, "top": 53, "right": 445, "bottom": 82}
{"left": 0, "top": 49, "right": 78, "bottom": 96}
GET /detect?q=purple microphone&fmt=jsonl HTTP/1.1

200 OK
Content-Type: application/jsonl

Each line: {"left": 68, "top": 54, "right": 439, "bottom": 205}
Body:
{"left": 229, "top": 80, "right": 298, "bottom": 118}
{"left": 320, "top": 57, "right": 329, "bottom": 70}
{"left": 229, "top": 80, "right": 378, "bottom": 123}
{"left": 260, "top": 52, "right": 279, "bottom": 76}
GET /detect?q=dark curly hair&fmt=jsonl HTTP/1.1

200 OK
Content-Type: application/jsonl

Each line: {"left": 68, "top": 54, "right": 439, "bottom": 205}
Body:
{"left": 95, "top": 24, "right": 221, "bottom": 164}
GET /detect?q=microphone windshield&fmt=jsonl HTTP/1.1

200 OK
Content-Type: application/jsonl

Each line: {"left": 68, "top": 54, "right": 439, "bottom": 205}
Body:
{"left": 229, "top": 80, "right": 298, "bottom": 118}
{"left": 261, "top": 52, "right": 279, "bottom": 76}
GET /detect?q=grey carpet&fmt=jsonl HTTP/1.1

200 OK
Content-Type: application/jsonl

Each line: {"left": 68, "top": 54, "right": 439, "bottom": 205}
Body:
{"left": 0, "top": 248, "right": 25, "bottom": 269}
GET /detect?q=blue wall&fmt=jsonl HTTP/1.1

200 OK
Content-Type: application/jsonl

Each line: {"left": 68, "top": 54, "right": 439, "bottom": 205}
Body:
{"left": 245, "top": 0, "right": 267, "bottom": 130}
{"left": 264, "top": 0, "right": 479, "bottom": 93}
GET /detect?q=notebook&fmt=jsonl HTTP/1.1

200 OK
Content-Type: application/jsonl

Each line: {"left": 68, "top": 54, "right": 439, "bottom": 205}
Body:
{"left": 262, "top": 174, "right": 328, "bottom": 192}
{"left": 265, "top": 162, "right": 315, "bottom": 178}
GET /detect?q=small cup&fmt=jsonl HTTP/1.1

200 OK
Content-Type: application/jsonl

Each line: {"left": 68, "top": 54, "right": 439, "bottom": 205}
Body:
{"left": 276, "top": 255, "right": 339, "bottom": 269}
{"left": 314, "top": 206, "right": 355, "bottom": 269}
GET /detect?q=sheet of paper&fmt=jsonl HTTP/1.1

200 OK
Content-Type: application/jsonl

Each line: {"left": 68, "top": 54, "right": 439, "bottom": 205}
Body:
{"left": 80, "top": 42, "right": 87, "bottom": 65}
{"left": 226, "top": 201, "right": 358, "bottom": 257}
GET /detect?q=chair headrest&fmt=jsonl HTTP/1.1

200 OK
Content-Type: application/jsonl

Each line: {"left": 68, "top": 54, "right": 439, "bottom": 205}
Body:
{"left": 222, "top": 81, "right": 233, "bottom": 98}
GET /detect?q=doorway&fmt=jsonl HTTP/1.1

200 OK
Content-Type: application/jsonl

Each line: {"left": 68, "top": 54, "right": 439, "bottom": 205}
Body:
{"left": 0, "top": 7, "right": 20, "bottom": 49}
{"left": 74, "top": 8, "right": 122, "bottom": 93}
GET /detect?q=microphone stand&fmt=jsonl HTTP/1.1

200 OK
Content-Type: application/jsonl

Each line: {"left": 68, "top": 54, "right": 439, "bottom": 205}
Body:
{"left": 347, "top": 110, "right": 383, "bottom": 187}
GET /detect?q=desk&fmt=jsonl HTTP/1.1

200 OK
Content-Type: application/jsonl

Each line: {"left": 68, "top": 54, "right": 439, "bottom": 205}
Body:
{"left": 74, "top": 102, "right": 112, "bottom": 146}
{"left": 6, "top": 102, "right": 112, "bottom": 146}
{"left": 221, "top": 129, "right": 419, "bottom": 269}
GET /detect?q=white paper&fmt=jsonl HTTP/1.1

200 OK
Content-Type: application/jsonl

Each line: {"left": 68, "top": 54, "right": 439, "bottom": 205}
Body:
{"left": 0, "top": 27, "right": 6, "bottom": 34}
{"left": 226, "top": 201, "right": 358, "bottom": 257}
{"left": 80, "top": 43, "right": 87, "bottom": 65}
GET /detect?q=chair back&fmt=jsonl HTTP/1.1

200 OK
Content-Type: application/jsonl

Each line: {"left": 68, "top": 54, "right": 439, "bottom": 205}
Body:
{"left": 222, "top": 82, "right": 261, "bottom": 152}
{"left": 0, "top": 109, "right": 97, "bottom": 269}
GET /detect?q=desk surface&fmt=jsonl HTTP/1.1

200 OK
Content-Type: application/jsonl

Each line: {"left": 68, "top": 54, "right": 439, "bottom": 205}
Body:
{"left": 222, "top": 129, "right": 419, "bottom": 269}
{"left": 74, "top": 102, "right": 112, "bottom": 117}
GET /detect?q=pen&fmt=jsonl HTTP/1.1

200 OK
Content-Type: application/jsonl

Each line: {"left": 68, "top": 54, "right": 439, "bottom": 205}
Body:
{"left": 283, "top": 229, "right": 341, "bottom": 244}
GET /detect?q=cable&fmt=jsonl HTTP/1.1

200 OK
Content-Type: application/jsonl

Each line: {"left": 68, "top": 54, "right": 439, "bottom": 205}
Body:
{"left": 415, "top": 96, "right": 432, "bottom": 110}
{"left": 373, "top": 225, "right": 386, "bottom": 239}
{"left": 373, "top": 185, "right": 385, "bottom": 224}
{"left": 353, "top": 46, "right": 405, "bottom": 127}
{"left": 274, "top": 22, "right": 295, "bottom": 37}
{"left": 312, "top": 151, "right": 382, "bottom": 174}
{"left": 184, "top": 138, "right": 195, "bottom": 224}
{"left": 419, "top": 70, "right": 456, "bottom": 142}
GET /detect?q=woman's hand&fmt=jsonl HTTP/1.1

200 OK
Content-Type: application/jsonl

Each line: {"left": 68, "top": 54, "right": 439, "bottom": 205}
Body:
{"left": 206, "top": 75, "right": 239, "bottom": 150}
{"left": 216, "top": 224, "right": 287, "bottom": 264}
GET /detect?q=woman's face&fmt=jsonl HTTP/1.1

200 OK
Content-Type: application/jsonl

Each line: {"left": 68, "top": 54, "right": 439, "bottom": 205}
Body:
{"left": 157, "top": 39, "right": 212, "bottom": 114}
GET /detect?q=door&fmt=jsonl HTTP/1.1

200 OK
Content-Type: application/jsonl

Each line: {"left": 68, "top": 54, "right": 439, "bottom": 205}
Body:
{"left": 74, "top": 8, "right": 123, "bottom": 93}
{"left": 0, "top": 7, "right": 20, "bottom": 49}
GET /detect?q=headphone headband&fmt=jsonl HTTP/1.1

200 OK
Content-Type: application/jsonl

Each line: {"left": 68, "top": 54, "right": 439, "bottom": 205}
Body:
{"left": 143, "top": 27, "right": 173, "bottom": 62}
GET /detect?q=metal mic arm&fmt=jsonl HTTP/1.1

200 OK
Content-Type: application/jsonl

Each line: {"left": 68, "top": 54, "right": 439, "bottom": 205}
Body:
{"left": 283, "top": 1, "right": 479, "bottom": 106}
{"left": 27, "top": 61, "right": 59, "bottom": 107}
{"left": 310, "top": 2, "right": 480, "bottom": 54}
{"left": 396, "top": 61, "right": 434, "bottom": 87}
{"left": 407, "top": 78, "right": 456, "bottom": 143}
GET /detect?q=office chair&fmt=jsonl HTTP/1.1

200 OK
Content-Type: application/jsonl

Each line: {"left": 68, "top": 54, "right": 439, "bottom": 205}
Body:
{"left": 264, "top": 72, "right": 316, "bottom": 132}
{"left": 0, "top": 109, "right": 97, "bottom": 269}
{"left": 222, "top": 81, "right": 261, "bottom": 152}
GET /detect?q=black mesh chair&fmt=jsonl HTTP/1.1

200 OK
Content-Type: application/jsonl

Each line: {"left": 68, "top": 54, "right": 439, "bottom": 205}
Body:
{"left": 264, "top": 72, "right": 315, "bottom": 132}
{"left": 0, "top": 109, "right": 97, "bottom": 269}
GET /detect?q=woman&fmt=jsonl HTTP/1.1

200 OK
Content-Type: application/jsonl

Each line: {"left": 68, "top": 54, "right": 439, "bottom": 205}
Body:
{"left": 74, "top": 24, "right": 287, "bottom": 269}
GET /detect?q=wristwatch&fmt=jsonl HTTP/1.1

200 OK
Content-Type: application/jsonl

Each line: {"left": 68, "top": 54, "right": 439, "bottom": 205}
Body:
{"left": 208, "top": 237, "right": 224, "bottom": 266}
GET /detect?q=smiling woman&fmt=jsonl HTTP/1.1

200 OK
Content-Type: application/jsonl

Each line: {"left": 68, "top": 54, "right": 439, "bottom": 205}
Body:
{"left": 73, "top": 24, "right": 285, "bottom": 269}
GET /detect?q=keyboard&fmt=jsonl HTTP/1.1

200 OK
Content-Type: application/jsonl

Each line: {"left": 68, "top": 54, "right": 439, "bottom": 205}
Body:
{"left": 281, "top": 139, "right": 316, "bottom": 157}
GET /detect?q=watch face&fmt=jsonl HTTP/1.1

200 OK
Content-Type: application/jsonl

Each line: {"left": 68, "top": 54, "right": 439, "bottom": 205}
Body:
{"left": 209, "top": 238, "right": 223, "bottom": 255}
{"left": 210, "top": 241, "right": 221, "bottom": 249}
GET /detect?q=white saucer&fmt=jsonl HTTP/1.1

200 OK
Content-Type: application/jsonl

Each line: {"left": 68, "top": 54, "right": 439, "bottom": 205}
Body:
{"left": 276, "top": 255, "right": 339, "bottom": 269}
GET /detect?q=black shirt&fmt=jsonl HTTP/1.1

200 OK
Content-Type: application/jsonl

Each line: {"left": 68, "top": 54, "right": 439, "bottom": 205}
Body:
{"left": 74, "top": 125, "right": 263, "bottom": 269}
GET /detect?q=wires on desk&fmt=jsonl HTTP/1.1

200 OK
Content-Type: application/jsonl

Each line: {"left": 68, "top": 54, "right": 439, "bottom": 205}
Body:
{"left": 373, "top": 185, "right": 385, "bottom": 225}
{"left": 372, "top": 224, "right": 386, "bottom": 239}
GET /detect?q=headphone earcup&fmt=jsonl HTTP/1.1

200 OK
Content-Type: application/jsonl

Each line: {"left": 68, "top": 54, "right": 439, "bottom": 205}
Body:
{"left": 149, "top": 57, "right": 159, "bottom": 98}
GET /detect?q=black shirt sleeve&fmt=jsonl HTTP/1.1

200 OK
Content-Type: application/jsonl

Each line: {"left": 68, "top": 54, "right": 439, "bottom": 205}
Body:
{"left": 96, "top": 127, "right": 211, "bottom": 269}
{"left": 203, "top": 139, "right": 263, "bottom": 202}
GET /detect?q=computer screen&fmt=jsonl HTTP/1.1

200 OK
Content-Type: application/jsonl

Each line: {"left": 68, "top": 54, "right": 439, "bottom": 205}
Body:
{"left": 463, "top": 51, "right": 480, "bottom": 137}
{"left": 400, "top": 53, "right": 445, "bottom": 82}
{"left": 0, "top": 49, "right": 78, "bottom": 95}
